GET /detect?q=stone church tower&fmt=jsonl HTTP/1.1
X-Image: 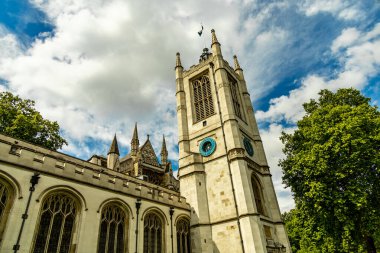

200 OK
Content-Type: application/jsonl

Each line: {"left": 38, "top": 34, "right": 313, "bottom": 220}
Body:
{"left": 176, "top": 30, "right": 291, "bottom": 253}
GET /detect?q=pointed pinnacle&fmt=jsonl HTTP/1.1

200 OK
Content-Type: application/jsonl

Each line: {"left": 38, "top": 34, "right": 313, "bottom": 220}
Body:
{"left": 211, "top": 29, "right": 219, "bottom": 45}
{"left": 233, "top": 55, "right": 242, "bottom": 71}
{"left": 132, "top": 122, "right": 138, "bottom": 141}
{"left": 108, "top": 134, "right": 120, "bottom": 155}
{"left": 161, "top": 135, "right": 167, "bottom": 153}
{"left": 175, "top": 52, "right": 182, "bottom": 68}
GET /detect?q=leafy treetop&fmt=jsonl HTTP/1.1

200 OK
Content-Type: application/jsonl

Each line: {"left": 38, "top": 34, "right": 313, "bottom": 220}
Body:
{"left": 280, "top": 88, "right": 380, "bottom": 252}
{"left": 0, "top": 92, "right": 67, "bottom": 150}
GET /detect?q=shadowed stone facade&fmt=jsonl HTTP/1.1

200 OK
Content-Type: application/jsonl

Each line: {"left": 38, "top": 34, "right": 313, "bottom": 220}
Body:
{"left": 0, "top": 133, "right": 189, "bottom": 253}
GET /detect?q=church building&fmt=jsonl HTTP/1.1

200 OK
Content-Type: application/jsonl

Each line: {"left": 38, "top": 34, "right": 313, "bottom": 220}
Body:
{"left": 0, "top": 30, "right": 290, "bottom": 253}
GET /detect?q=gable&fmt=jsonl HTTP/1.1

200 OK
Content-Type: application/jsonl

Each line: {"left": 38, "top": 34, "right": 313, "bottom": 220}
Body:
{"left": 139, "top": 140, "right": 160, "bottom": 167}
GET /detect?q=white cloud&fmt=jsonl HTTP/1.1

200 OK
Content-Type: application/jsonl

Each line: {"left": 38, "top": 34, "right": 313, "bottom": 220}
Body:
{"left": 257, "top": 23, "right": 380, "bottom": 124}
{"left": 255, "top": 23, "right": 380, "bottom": 212}
{"left": 0, "top": 26, "right": 22, "bottom": 60}
{"left": 0, "top": 0, "right": 248, "bottom": 163}
{"left": 298, "top": 0, "right": 364, "bottom": 20}
{"left": 260, "top": 123, "right": 296, "bottom": 212}
{"left": 332, "top": 23, "right": 380, "bottom": 53}
{"left": 331, "top": 27, "right": 360, "bottom": 53}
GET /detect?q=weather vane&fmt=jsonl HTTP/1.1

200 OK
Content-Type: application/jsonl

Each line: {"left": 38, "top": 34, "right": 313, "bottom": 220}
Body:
{"left": 198, "top": 23, "right": 204, "bottom": 37}
{"left": 198, "top": 22, "right": 207, "bottom": 50}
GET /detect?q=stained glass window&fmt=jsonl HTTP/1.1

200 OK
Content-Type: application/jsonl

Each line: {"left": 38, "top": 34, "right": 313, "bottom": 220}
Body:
{"left": 97, "top": 203, "right": 127, "bottom": 253}
{"left": 0, "top": 179, "right": 14, "bottom": 241}
{"left": 176, "top": 218, "right": 190, "bottom": 253}
{"left": 143, "top": 212, "right": 163, "bottom": 253}
{"left": 32, "top": 192, "right": 79, "bottom": 253}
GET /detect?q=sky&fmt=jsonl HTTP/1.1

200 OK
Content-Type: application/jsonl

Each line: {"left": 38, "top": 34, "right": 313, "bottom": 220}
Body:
{"left": 0, "top": 0, "right": 379, "bottom": 212}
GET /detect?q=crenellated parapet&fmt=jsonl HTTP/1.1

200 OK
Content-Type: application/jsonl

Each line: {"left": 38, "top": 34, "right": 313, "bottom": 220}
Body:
{"left": 0, "top": 134, "right": 190, "bottom": 210}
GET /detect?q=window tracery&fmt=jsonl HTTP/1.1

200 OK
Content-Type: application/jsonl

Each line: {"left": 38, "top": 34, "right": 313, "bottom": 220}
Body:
{"left": 97, "top": 203, "right": 127, "bottom": 253}
{"left": 32, "top": 192, "right": 79, "bottom": 253}
{"left": 228, "top": 76, "right": 244, "bottom": 120}
{"left": 252, "top": 175, "right": 265, "bottom": 215}
{"left": 176, "top": 218, "right": 190, "bottom": 253}
{"left": 0, "top": 179, "right": 14, "bottom": 242}
{"left": 143, "top": 212, "right": 163, "bottom": 253}
{"left": 192, "top": 75, "right": 214, "bottom": 122}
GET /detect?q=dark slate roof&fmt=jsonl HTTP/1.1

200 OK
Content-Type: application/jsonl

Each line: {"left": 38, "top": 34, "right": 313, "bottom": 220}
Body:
{"left": 108, "top": 135, "right": 120, "bottom": 155}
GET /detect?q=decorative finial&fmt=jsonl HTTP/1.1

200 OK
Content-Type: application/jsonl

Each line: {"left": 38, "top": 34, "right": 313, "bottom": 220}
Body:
{"left": 211, "top": 29, "right": 219, "bottom": 45}
{"left": 233, "top": 55, "right": 242, "bottom": 71}
{"left": 176, "top": 52, "right": 182, "bottom": 68}
{"left": 147, "top": 134, "right": 150, "bottom": 140}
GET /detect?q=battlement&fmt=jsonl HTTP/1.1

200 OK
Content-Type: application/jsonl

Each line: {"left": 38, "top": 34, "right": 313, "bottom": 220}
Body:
{"left": 0, "top": 134, "right": 190, "bottom": 210}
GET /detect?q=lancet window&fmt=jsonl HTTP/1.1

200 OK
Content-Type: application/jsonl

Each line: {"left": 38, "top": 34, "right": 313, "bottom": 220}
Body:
{"left": 192, "top": 74, "right": 214, "bottom": 122}
{"left": 252, "top": 175, "right": 266, "bottom": 215}
{"left": 229, "top": 76, "right": 244, "bottom": 120}
{"left": 97, "top": 203, "right": 127, "bottom": 253}
{"left": 0, "top": 179, "right": 14, "bottom": 241}
{"left": 143, "top": 212, "right": 163, "bottom": 253}
{"left": 32, "top": 192, "right": 79, "bottom": 253}
{"left": 176, "top": 218, "right": 191, "bottom": 253}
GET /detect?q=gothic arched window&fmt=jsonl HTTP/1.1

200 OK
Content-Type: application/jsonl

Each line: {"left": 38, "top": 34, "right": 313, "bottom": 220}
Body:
{"left": 252, "top": 175, "right": 265, "bottom": 215}
{"left": 0, "top": 179, "right": 15, "bottom": 242}
{"left": 228, "top": 76, "right": 244, "bottom": 120}
{"left": 176, "top": 218, "right": 190, "bottom": 253}
{"left": 192, "top": 75, "right": 214, "bottom": 122}
{"left": 143, "top": 212, "right": 164, "bottom": 253}
{"left": 32, "top": 192, "right": 80, "bottom": 253}
{"left": 97, "top": 203, "right": 128, "bottom": 253}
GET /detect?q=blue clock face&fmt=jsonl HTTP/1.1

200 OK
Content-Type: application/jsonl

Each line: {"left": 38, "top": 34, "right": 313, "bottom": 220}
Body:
{"left": 243, "top": 137, "right": 254, "bottom": 156}
{"left": 199, "top": 137, "right": 216, "bottom": 157}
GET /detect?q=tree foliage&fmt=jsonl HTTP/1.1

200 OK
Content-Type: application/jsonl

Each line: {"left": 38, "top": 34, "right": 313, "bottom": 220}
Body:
{"left": 0, "top": 92, "right": 67, "bottom": 150}
{"left": 280, "top": 88, "right": 380, "bottom": 252}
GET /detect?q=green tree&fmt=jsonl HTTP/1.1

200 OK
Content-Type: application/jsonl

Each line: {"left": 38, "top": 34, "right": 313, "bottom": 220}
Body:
{"left": 0, "top": 91, "right": 67, "bottom": 150}
{"left": 282, "top": 209, "right": 302, "bottom": 252}
{"left": 280, "top": 88, "right": 380, "bottom": 252}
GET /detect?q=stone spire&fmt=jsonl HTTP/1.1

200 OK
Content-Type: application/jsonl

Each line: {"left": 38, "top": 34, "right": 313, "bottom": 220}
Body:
{"left": 108, "top": 134, "right": 120, "bottom": 155}
{"left": 233, "top": 54, "right": 245, "bottom": 80}
{"left": 211, "top": 29, "right": 219, "bottom": 45}
{"left": 175, "top": 52, "right": 184, "bottom": 86}
{"left": 160, "top": 135, "right": 168, "bottom": 165}
{"left": 211, "top": 29, "right": 222, "bottom": 56}
{"left": 131, "top": 123, "right": 139, "bottom": 156}
{"left": 107, "top": 134, "right": 120, "bottom": 170}
{"left": 175, "top": 52, "right": 182, "bottom": 68}
{"left": 233, "top": 55, "right": 242, "bottom": 71}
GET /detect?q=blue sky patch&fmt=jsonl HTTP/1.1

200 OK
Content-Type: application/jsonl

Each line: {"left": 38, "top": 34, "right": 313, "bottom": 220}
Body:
{"left": 0, "top": 0, "right": 54, "bottom": 45}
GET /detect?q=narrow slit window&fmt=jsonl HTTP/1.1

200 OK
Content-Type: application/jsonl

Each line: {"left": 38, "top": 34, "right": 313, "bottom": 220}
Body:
{"left": 192, "top": 75, "right": 214, "bottom": 122}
